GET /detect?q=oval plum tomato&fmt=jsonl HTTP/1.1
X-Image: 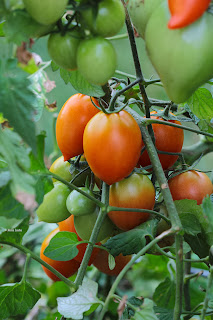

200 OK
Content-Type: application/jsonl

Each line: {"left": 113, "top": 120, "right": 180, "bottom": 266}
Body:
{"left": 168, "top": 0, "right": 211, "bottom": 29}
{"left": 74, "top": 207, "right": 117, "bottom": 242}
{"left": 23, "top": 0, "right": 68, "bottom": 25}
{"left": 83, "top": 110, "right": 142, "bottom": 185}
{"left": 108, "top": 173, "right": 155, "bottom": 231}
{"left": 56, "top": 94, "right": 99, "bottom": 161}
{"left": 36, "top": 182, "right": 71, "bottom": 223}
{"left": 93, "top": 249, "right": 131, "bottom": 276}
{"left": 58, "top": 215, "right": 100, "bottom": 265}
{"left": 77, "top": 37, "right": 116, "bottom": 86}
{"left": 48, "top": 29, "right": 82, "bottom": 70}
{"left": 168, "top": 170, "right": 213, "bottom": 205}
{"left": 40, "top": 227, "right": 80, "bottom": 281}
{"left": 138, "top": 111, "right": 184, "bottom": 170}
{"left": 66, "top": 187, "right": 96, "bottom": 216}
{"left": 81, "top": 0, "right": 125, "bottom": 37}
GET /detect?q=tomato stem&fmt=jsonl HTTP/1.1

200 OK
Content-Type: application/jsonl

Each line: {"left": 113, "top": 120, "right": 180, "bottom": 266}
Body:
{"left": 200, "top": 266, "right": 213, "bottom": 319}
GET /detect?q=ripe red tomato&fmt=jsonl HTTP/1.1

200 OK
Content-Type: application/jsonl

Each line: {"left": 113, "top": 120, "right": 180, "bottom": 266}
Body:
{"left": 138, "top": 111, "right": 184, "bottom": 170}
{"left": 108, "top": 173, "right": 155, "bottom": 231}
{"left": 93, "top": 249, "right": 131, "bottom": 276}
{"left": 168, "top": 170, "right": 213, "bottom": 205}
{"left": 58, "top": 215, "right": 100, "bottom": 265}
{"left": 83, "top": 110, "right": 142, "bottom": 185}
{"left": 40, "top": 227, "right": 80, "bottom": 281}
{"left": 56, "top": 94, "right": 99, "bottom": 161}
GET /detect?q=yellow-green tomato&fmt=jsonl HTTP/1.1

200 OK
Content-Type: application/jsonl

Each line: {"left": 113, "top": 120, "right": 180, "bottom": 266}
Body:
{"left": 66, "top": 187, "right": 96, "bottom": 216}
{"left": 36, "top": 182, "right": 71, "bottom": 223}
{"left": 23, "top": 0, "right": 68, "bottom": 25}
{"left": 74, "top": 207, "right": 116, "bottom": 242}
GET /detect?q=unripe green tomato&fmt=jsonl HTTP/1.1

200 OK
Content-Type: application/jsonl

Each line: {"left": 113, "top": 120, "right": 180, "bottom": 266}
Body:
{"left": 23, "top": 0, "right": 68, "bottom": 25}
{"left": 66, "top": 187, "right": 96, "bottom": 216}
{"left": 77, "top": 37, "right": 116, "bottom": 85}
{"left": 36, "top": 182, "right": 71, "bottom": 223}
{"left": 81, "top": 0, "right": 125, "bottom": 37}
{"left": 74, "top": 207, "right": 117, "bottom": 242}
{"left": 48, "top": 30, "right": 82, "bottom": 70}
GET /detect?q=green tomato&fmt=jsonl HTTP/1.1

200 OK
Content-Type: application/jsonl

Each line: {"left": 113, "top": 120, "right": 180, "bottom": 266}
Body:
{"left": 74, "top": 207, "right": 117, "bottom": 242}
{"left": 36, "top": 182, "right": 71, "bottom": 223}
{"left": 145, "top": 0, "right": 213, "bottom": 103}
{"left": 77, "top": 37, "right": 116, "bottom": 85}
{"left": 23, "top": 0, "right": 68, "bottom": 25}
{"left": 81, "top": 0, "right": 125, "bottom": 37}
{"left": 66, "top": 187, "right": 96, "bottom": 216}
{"left": 48, "top": 30, "right": 82, "bottom": 70}
{"left": 128, "top": 0, "right": 163, "bottom": 39}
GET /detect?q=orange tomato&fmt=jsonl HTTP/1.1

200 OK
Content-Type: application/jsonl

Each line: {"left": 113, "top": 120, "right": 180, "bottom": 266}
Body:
{"left": 56, "top": 93, "right": 99, "bottom": 161}
{"left": 83, "top": 110, "right": 142, "bottom": 185}
{"left": 138, "top": 111, "right": 184, "bottom": 170}
{"left": 168, "top": 170, "right": 213, "bottom": 205}
{"left": 58, "top": 215, "right": 100, "bottom": 265}
{"left": 40, "top": 227, "right": 80, "bottom": 281}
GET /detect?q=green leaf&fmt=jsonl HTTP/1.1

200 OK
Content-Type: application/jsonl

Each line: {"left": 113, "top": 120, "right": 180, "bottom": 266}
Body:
{"left": 0, "top": 58, "right": 37, "bottom": 152}
{"left": 52, "top": 65, "right": 105, "bottom": 97}
{"left": 104, "top": 219, "right": 158, "bottom": 256}
{"left": 44, "top": 231, "right": 79, "bottom": 261}
{"left": 153, "top": 278, "right": 176, "bottom": 309}
{"left": 0, "top": 128, "right": 36, "bottom": 197}
{"left": 0, "top": 281, "right": 40, "bottom": 319}
{"left": 154, "top": 307, "right": 173, "bottom": 320}
{"left": 57, "top": 278, "right": 101, "bottom": 319}
{"left": 0, "top": 169, "right": 10, "bottom": 187}
{"left": 202, "top": 196, "right": 213, "bottom": 230}
{"left": 108, "top": 253, "right": 116, "bottom": 270}
{"left": 3, "top": 10, "right": 53, "bottom": 45}
{"left": 0, "top": 216, "right": 29, "bottom": 244}
{"left": 134, "top": 299, "right": 158, "bottom": 320}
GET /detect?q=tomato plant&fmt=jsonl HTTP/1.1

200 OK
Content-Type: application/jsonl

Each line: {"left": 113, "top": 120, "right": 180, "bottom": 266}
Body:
{"left": 77, "top": 37, "right": 117, "bottom": 85}
{"left": 36, "top": 182, "right": 71, "bottom": 223}
{"left": 48, "top": 29, "right": 82, "bottom": 70}
{"left": 138, "top": 111, "right": 184, "bottom": 170}
{"left": 168, "top": 0, "right": 211, "bottom": 29}
{"left": 80, "top": 0, "right": 125, "bottom": 37}
{"left": 145, "top": 0, "right": 213, "bottom": 103}
{"left": 83, "top": 110, "right": 142, "bottom": 185}
{"left": 93, "top": 249, "right": 131, "bottom": 276}
{"left": 108, "top": 173, "right": 155, "bottom": 230}
{"left": 66, "top": 187, "right": 96, "bottom": 216}
{"left": 168, "top": 170, "right": 213, "bottom": 205}
{"left": 23, "top": 0, "right": 68, "bottom": 25}
{"left": 40, "top": 227, "right": 80, "bottom": 281}
{"left": 56, "top": 93, "right": 99, "bottom": 161}
{"left": 58, "top": 215, "right": 100, "bottom": 265}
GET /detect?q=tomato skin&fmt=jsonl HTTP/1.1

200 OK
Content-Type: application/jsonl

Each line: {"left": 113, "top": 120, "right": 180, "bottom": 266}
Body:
{"left": 66, "top": 187, "right": 96, "bottom": 216}
{"left": 40, "top": 227, "right": 80, "bottom": 281}
{"left": 81, "top": 0, "right": 125, "bottom": 37}
{"left": 83, "top": 110, "right": 142, "bottom": 185}
{"left": 77, "top": 37, "right": 117, "bottom": 86}
{"left": 168, "top": 170, "right": 213, "bottom": 205}
{"left": 48, "top": 30, "right": 82, "bottom": 70}
{"left": 58, "top": 215, "right": 100, "bottom": 265}
{"left": 93, "top": 249, "right": 131, "bottom": 276}
{"left": 108, "top": 173, "right": 155, "bottom": 231}
{"left": 23, "top": 0, "right": 68, "bottom": 25}
{"left": 138, "top": 112, "right": 184, "bottom": 170}
{"left": 168, "top": 0, "right": 211, "bottom": 29}
{"left": 56, "top": 94, "right": 99, "bottom": 161}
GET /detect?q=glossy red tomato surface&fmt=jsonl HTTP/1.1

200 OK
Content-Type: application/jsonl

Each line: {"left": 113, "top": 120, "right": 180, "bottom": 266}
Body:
{"left": 168, "top": 170, "right": 213, "bottom": 205}
{"left": 108, "top": 173, "right": 155, "bottom": 230}
{"left": 56, "top": 93, "right": 99, "bottom": 161}
{"left": 40, "top": 227, "right": 80, "bottom": 281}
{"left": 83, "top": 110, "right": 142, "bottom": 185}
{"left": 138, "top": 111, "right": 184, "bottom": 170}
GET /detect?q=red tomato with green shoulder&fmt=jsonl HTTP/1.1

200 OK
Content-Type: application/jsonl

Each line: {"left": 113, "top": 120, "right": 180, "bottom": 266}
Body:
{"left": 108, "top": 173, "right": 155, "bottom": 231}
{"left": 83, "top": 110, "right": 142, "bottom": 185}
{"left": 168, "top": 170, "right": 213, "bottom": 205}
{"left": 56, "top": 94, "right": 100, "bottom": 161}
{"left": 40, "top": 227, "right": 80, "bottom": 281}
